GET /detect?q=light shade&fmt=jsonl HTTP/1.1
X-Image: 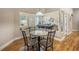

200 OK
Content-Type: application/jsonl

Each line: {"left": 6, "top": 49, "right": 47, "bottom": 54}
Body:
{"left": 36, "top": 11, "right": 44, "bottom": 16}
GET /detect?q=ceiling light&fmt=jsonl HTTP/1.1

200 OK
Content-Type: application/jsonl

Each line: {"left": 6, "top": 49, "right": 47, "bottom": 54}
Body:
{"left": 36, "top": 9, "right": 44, "bottom": 16}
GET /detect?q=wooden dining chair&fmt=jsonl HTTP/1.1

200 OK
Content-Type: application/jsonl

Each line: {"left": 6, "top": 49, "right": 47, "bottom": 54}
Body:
{"left": 40, "top": 30, "right": 56, "bottom": 51}
{"left": 20, "top": 28, "right": 38, "bottom": 51}
{"left": 20, "top": 28, "right": 29, "bottom": 50}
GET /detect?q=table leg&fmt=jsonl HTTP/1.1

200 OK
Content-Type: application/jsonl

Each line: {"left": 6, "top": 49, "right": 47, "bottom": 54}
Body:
{"left": 38, "top": 36, "right": 40, "bottom": 51}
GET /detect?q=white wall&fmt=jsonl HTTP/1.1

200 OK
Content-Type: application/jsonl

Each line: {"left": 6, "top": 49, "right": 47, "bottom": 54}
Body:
{"left": 0, "top": 9, "right": 14, "bottom": 46}
{"left": 0, "top": 9, "right": 22, "bottom": 49}
{"left": 60, "top": 8, "right": 79, "bottom": 32}
{"left": 72, "top": 9, "right": 79, "bottom": 31}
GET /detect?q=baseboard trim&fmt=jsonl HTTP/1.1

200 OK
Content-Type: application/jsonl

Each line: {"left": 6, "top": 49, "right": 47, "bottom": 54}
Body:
{"left": 72, "top": 30, "right": 79, "bottom": 32}
{"left": 55, "top": 36, "right": 66, "bottom": 41}
{"left": 0, "top": 36, "right": 23, "bottom": 51}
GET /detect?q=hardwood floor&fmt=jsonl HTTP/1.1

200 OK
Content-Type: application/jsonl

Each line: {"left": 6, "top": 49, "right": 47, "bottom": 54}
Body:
{"left": 2, "top": 32, "right": 79, "bottom": 51}
{"left": 53, "top": 31, "right": 79, "bottom": 51}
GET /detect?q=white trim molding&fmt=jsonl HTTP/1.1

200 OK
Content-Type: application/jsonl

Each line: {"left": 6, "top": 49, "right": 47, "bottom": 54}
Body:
{"left": 55, "top": 36, "right": 66, "bottom": 42}
{"left": 55, "top": 31, "right": 72, "bottom": 42}
{"left": 72, "top": 29, "right": 79, "bottom": 32}
{"left": 0, "top": 36, "right": 23, "bottom": 51}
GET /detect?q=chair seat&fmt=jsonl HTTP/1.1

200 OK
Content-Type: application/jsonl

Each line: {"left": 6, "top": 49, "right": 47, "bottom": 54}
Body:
{"left": 28, "top": 38, "right": 38, "bottom": 46}
{"left": 24, "top": 36, "right": 38, "bottom": 51}
{"left": 40, "top": 39, "right": 52, "bottom": 48}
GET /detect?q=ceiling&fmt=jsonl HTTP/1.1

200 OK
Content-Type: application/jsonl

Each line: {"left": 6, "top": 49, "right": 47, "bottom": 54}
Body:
{"left": 18, "top": 8, "right": 59, "bottom": 14}
{"left": 73, "top": 8, "right": 79, "bottom": 11}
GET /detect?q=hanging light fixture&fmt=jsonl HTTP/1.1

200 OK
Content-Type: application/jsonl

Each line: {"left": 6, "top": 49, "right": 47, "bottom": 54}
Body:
{"left": 36, "top": 8, "right": 44, "bottom": 16}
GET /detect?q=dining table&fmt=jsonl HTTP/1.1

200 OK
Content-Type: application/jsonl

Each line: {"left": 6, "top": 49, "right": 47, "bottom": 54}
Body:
{"left": 37, "top": 24, "right": 55, "bottom": 29}
{"left": 30, "top": 24, "right": 58, "bottom": 51}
